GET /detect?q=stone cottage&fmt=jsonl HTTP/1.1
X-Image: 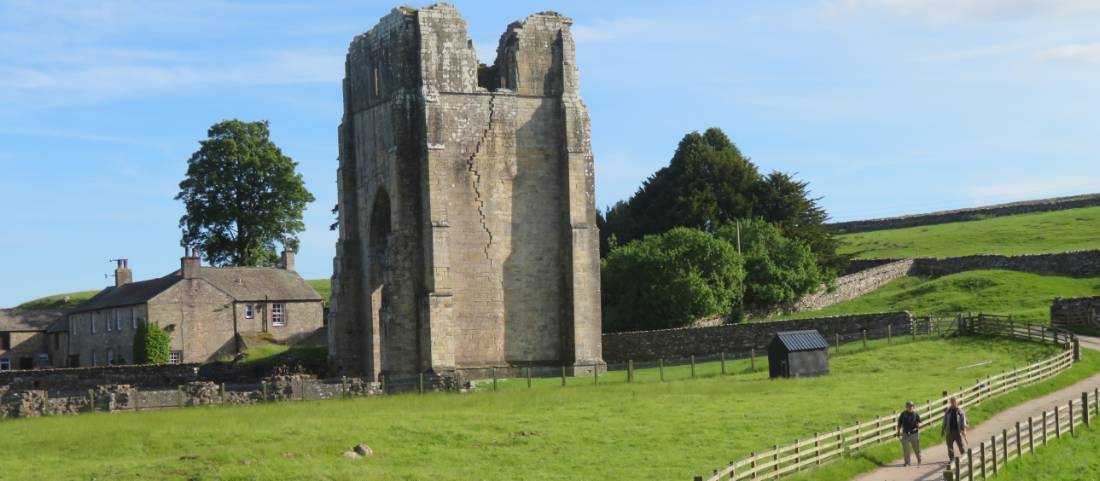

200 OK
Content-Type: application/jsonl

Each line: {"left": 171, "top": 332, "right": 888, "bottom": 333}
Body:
{"left": 0, "top": 309, "right": 66, "bottom": 370}
{"left": 62, "top": 249, "right": 324, "bottom": 367}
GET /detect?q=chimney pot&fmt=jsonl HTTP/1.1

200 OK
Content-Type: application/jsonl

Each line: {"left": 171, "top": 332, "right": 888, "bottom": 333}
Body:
{"left": 280, "top": 249, "right": 296, "bottom": 272}
{"left": 182, "top": 250, "right": 200, "bottom": 279}
{"left": 115, "top": 259, "right": 132, "bottom": 287}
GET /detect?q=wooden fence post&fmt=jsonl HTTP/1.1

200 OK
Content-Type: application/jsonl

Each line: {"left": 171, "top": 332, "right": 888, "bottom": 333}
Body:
{"left": 835, "top": 333, "right": 840, "bottom": 354}
{"left": 814, "top": 432, "right": 820, "bottom": 465}
{"left": 862, "top": 329, "right": 867, "bottom": 349}
{"left": 220, "top": 383, "right": 226, "bottom": 404}
{"left": 773, "top": 445, "right": 779, "bottom": 474}
{"left": 526, "top": 366, "right": 532, "bottom": 388}
{"left": 626, "top": 361, "right": 633, "bottom": 383}
{"left": 659, "top": 359, "right": 664, "bottom": 382}
{"left": 720, "top": 352, "right": 726, "bottom": 375}
{"left": 1029, "top": 416, "right": 1036, "bottom": 454}
{"left": 262, "top": 381, "right": 268, "bottom": 401}
{"left": 1015, "top": 421, "right": 1022, "bottom": 458}
{"left": 691, "top": 355, "right": 697, "bottom": 378}
{"left": 1070, "top": 401, "right": 1076, "bottom": 437}
{"left": 177, "top": 385, "right": 183, "bottom": 408}
{"left": 750, "top": 452, "right": 757, "bottom": 479}
{"left": 561, "top": 365, "right": 567, "bottom": 387}
{"left": 954, "top": 457, "right": 961, "bottom": 481}
{"left": 1042, "top": 411, "right": 1049, "bottom": 445}
{"left": 888, "top": 324, "right": 892, "bottom": 344}
{"left": 594, "top": 365, "right": 599, "bottom": 385}
{"left": 492, "top": 368, "right": 497, "bottom": 392}
{"left": 990, "top": 436, "right": 998, "bottom": 476}
{"left": 1002, "top": 429, "right": 1008, "bottom": 469}
{"left": 1055, "top": 406, "right": 1062, "bottom": 439}
{"left": 981, "top": 440, "right": 990, "bottom": 477}
{"left": 967, "top": 447, "right": 974, "bottom": 481}
{"left": 88, "top": 389, "right": 95, "bottom": 413}
{"left": 750, "top": 349, "right": 756, "bottom": 372}
{"left": 795, "top": 440, "right": 801, "bottom": 471}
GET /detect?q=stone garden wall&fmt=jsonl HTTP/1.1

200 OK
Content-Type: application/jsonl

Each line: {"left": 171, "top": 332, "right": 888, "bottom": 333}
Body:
{"left": 829, "top": 193, "right": 1100, "bottom": 233}
{"left": 790, "top": 259, "right": 914, "bottom": 313}
{"left": 846, "top": 250, "right": 1100, "bottom": 278}
{"left": 1051, "top": 296, "right": 1100, "bottom": 327}
{"left": 602, "top": 312, "right": 913, "bottom": 362}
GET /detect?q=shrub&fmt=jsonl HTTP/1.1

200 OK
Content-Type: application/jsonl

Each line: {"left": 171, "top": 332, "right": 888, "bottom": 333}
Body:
{"left": 715, "top": 219, "right": 824, "bottom": 311}
{"left": 601, "top": 227, "right": 745, "bottom": 332}
{"left": 133, "top": 321, "right": 172, "bottom": 364}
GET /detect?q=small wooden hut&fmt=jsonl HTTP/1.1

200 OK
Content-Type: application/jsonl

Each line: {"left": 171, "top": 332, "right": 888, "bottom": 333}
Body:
{"left": 768, "top": 330, "right": 830, "bottom": 379}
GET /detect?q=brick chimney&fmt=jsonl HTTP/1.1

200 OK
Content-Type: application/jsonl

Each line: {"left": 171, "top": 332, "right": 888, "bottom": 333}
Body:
{"left": 181, "top": 247, "right": 201, "bottom": 279}
{"left": 114, "top": 259, "right": 132, "bottom": 287}
{"left": 280, "top": 249, "right": 296, "bottom": 271}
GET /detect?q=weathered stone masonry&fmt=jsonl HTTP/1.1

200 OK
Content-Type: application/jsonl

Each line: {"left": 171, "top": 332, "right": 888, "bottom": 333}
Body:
{"left": 329, "top": 4, "right": 603, "bottom": 380}
{"left": 846, "top": 250, "right": 1100, "bottom": 278}
{"left": 829, "top": 193, "right": 1100, "bottom": 234}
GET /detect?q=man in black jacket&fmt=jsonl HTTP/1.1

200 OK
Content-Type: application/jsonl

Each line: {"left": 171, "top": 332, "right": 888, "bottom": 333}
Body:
{"left": 896, "top": 400, "right": 922, "bottom": 466}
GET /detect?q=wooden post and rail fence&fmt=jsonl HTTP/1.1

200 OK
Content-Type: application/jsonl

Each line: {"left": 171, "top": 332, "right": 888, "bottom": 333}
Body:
{"left": 693, "top": 314, "right": 1078, "bottom": 481}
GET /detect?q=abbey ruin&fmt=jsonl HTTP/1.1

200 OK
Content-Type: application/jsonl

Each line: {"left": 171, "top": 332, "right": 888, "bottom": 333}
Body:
{"left": 328, "top": 4, "right": 604, "bottom": 381}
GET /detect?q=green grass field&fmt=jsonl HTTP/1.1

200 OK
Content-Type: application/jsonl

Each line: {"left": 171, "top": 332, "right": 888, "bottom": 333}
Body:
{"left": 774, "top": 270, "right": 1100, "bottom": 323}
{"left": 308, "top": 279, "right": 330, "bottom": 304}
{"left": 16, "top": 289, "right": 100, "bottom": 310}
{"left": 790, "top": 348, "right": 1100, "bottom": 481}
{"left": 0, "top": 338, "right": 1060, "bottom": 481}
{"left": 839, "top": 206, "right": 1100, "bottom": 259}
{"left": 993, "top": 412, "right": 1100, "bottom": 481}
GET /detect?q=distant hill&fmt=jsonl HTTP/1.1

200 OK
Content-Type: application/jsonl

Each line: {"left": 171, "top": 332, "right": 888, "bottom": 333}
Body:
{"left": 18, "top": 279, "right": 332, "bottom": 311}
{"left": 17, "top": 290, "right": 100, "bottom": 311}
{"left": 839, "top": 206, "right": 1100, "bottom": 260}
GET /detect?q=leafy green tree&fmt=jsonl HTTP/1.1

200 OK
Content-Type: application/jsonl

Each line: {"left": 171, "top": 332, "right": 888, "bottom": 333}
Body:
{"left": 176, "top": 120, "right": 315, "bottom": 266}
{"left": 716, "top": 219, "right": 823, "bottom": 311}
{"left": 599, "top": 127, "right": 845, "bottom": 276}
{"left": 601, "top": 227, "right": 745, "bottom": 332}
{"left": 753, "top": 172, "right": 847, "bottom": 275}
{"left": 133, "top": 321, "right": 172, "bottom": 364}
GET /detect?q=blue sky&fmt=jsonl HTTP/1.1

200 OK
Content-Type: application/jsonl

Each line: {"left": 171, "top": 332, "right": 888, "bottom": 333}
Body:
{"left": 2, "top": 0, "right": 1099, "bottom": 306}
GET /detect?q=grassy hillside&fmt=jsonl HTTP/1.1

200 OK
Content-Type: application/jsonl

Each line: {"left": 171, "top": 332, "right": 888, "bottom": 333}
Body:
{"left": 16, "top": 289, "right": 100, "bottom": 310}
{"left": 308, "top": 279, "right": 330, "bottom": 304}
{"left": 839, "top": 205, "right": 1100, "bottom": 259}
{"left": 776, "top": 270, "right": 1100, "bottom": 323}
{"left": 0, "top": 338, "right": 1057, "bottom": 481}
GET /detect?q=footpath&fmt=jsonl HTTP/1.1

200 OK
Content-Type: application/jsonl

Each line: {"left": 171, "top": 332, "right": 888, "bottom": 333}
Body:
{"left": 852, "top": 335, "right": 1100, "bottom": 481}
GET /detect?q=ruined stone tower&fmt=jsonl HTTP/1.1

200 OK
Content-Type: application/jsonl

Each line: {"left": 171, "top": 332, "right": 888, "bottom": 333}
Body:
{"left": 328, "top": 4, "right": 603, "bottom": 382}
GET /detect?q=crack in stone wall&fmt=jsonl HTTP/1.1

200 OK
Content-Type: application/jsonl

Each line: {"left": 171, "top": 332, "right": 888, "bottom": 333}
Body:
{"left": 465, "top": 94, "right": 497, "bottom": 261}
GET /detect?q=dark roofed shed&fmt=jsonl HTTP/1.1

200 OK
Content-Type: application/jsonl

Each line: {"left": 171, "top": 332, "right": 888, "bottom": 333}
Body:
{"left": 768, "top": 330, "right": 830, "bottom": 379}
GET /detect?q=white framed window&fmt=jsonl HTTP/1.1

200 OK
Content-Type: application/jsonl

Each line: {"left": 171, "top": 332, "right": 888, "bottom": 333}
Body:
{"left": 169, "top": 350, "right": 183, "bottom": 364}
{"left": 107, "top": 349, "right": 114, "bottom": 365}
{"left": 69, "top": 318, "right": 76, "bottom": 336}
{"left": 0, "top": 358, "right": 9, "bottom": 371}
{"left": 271, "top": 303, "right": 285, "bottom": 326}
{"left": 38, "top": 353, "right": 49, "bottom": 365}
{"left": 91, "top": 313, "right": 97, "bottom": 334}
{"left": 245, "top": 303, "right": 254, "bottom": 319}
{"left": 116, "top": 309, "right": 122, "bottom": 331}
{"left": 106, "top": 311, "right": 113, "bottom": 332}
{"left": 131, "top": 307, "right": 138, "bottom": 329}
{"left": 91, "top": 350, "right": 98, "bottom": 367}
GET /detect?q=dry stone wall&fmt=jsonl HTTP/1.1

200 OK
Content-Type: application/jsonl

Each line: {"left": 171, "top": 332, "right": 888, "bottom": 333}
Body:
{"left": 790, "top": 260, "right": 914, "bottom": 313}
{"left": 829, "top": 193, "right": 1100, "bottom": 233}
{"left": 1051, "top": 296, "right": 1100, "bottom": 327}
{"left": 601, "top": 312, "right": 913, "bottom": 362}
{"left": 846, "top": 250, "right": 1100, "bottom": 278}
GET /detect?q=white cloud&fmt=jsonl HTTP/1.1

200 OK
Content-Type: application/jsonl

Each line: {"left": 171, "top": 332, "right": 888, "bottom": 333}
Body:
{"left": 835, "top": 0, "right": 1100, "bottom": 23}
{"left": 0, "top": 50, "right": 344, "bottom": 106}
{"left": 1041, "top": 43, "right": 1100, "bottom": 63}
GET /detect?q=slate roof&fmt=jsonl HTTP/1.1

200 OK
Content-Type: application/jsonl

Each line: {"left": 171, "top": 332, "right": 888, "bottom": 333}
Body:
{"left": 773, "top": 330, "right": 830, "bottom": 352}
{"left": 69, "top": 267, "right": 321, "bottom": 314}
{"left": 0, "top": 308, "right": 66, "bottom": 332}
{"left": 69, "top": 274, "right": 180, "bottom": 313}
